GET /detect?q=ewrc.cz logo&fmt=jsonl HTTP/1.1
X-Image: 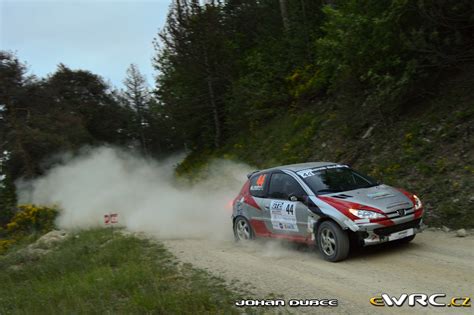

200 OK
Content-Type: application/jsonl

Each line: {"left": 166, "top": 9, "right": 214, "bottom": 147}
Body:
{"left": 370, "top": 294, "right": 471, "bottom": 307}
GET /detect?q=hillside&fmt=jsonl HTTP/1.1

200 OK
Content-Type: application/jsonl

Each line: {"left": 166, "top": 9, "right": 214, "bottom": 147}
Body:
{"left": 178, "top": 68, "right": 474, "bottom": 229}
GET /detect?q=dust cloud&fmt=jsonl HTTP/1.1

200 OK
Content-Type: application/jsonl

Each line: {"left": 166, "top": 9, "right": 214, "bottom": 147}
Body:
{"left": 17, "top": 147, "right": 253, "bottom": 240}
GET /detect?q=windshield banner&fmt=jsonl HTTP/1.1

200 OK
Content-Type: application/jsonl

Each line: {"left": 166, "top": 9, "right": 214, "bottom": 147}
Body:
{"left": 296, "top": 164, "right": 349, "bottom": 178}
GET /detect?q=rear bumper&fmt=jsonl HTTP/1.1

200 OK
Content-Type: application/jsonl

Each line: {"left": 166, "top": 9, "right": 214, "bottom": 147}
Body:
{"left": 357, "top": 218, "right": 426, "bottom": 246}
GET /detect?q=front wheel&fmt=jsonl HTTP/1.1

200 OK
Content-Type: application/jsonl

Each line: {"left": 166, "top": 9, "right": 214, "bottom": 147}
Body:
{"left": 233, "top": 217, "right": 254, "bottom": 241}
{"left": 317, "top": 221, "right": 350, "bottom": 262}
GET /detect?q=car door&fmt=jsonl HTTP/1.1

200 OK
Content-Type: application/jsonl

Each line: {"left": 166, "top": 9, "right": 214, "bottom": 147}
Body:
{"left": 263, "top": 172, "right": 309, "bottom": 237}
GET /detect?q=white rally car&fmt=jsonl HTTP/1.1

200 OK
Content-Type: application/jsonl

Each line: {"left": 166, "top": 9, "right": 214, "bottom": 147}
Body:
{"left": 232, "top": 162, "right": 425, "bottom": 262}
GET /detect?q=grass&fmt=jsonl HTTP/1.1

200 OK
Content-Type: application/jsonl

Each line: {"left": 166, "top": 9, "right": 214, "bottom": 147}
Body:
{"left": 0, "top": 228, "right": 247, "bottom": 314}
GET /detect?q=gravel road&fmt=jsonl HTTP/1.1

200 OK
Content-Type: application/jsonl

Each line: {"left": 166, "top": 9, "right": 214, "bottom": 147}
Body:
{"left": 162, "top": 230, "right": 473, "bottom": 314}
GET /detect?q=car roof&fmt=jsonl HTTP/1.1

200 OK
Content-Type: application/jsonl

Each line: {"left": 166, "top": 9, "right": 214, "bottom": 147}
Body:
{"left": 261, "top": 161, "right": 339, "bottom": 173}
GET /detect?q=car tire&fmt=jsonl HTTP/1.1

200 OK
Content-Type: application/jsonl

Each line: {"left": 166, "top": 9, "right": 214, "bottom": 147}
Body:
{"left": 233, "top": 216, "right": 254, "bottom": 242}
{"left": 317, "top": 221, "right": 350, "bottom": 262}
{"left": 399, "top": 234, "right": 416, "bottom": 243}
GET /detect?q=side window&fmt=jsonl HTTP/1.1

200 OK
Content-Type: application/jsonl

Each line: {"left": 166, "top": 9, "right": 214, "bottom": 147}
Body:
{"left": 268, "top": 173, "right": 306, "bottom": 200}
{"left": 249, "top": 173, "right": 268, "bottom": 198}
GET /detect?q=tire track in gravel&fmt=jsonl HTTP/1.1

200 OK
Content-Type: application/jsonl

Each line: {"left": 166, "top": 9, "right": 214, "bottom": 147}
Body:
{"left": 162, "top": 230, "right": 473, "bottom": 314}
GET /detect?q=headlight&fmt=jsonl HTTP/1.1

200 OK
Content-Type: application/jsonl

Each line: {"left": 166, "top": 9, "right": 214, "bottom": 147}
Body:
{"left": 413, "top": 195, "right": 422, "bottom": 210}
{"left": 349, "top": 208, "right": 385, "bottom": 219}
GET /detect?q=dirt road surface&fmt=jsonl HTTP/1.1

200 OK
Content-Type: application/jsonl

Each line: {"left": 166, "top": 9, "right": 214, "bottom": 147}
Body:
{"left": 163, "top": 230, "right": 473, "bottom": 314}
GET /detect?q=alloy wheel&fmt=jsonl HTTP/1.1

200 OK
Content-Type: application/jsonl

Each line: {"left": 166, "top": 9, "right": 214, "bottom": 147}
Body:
{"left": 320, "top": 227, "right": 336, "bottom": 256}
{"left": 236, "top": 219, "right": 251, "bottom": 240}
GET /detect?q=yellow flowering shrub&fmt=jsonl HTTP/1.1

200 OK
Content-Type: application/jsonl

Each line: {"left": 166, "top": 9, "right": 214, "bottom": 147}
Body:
{"left": 6, "top": 204, "right": 59, "bottom": 235}
{"left": 0, "top": 204, "right": 59, "bottom": 255}
{"left": 0, "top": 239, "right": 15, "bottom": 254}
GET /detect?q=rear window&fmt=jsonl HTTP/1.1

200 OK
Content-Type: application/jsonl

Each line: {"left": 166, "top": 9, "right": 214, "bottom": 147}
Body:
{"left": 249, "top": 173, "right": 268, "bottom": 197}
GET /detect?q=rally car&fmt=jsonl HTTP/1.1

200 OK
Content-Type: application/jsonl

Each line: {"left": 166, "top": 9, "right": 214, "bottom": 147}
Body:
{"left": 232, "top": 162, "right": 425, "bottom": 262}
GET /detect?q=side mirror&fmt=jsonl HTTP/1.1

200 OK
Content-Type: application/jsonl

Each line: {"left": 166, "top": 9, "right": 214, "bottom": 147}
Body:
{"left": 289, "top": 194, "right": 307, "bottom": 203}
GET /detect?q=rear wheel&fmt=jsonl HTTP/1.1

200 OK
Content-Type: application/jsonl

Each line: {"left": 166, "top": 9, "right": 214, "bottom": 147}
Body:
{"left": 233, "top": 217, "right": 254, "bottom": 241}
{"left": 317, "top": 221, "right": 350, "bottom": 262}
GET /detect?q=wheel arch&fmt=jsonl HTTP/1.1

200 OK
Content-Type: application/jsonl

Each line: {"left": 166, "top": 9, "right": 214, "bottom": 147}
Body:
{"left": 232, "top": 214, "right": 250, "bottom": 225}
{"left": 313, "top": 216, "right": 355, "bottom": 240}
{"left": 313, "top": 216, "right": 336, "bottom": 237}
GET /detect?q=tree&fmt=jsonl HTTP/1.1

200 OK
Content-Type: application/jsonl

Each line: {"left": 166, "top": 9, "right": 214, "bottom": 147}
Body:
{"left": 0, "top": 53, "right": 134, "bottom": 180}
{"left": 0, "top": 51, "right": 30, "bottom": 224}
{"left": 155, "top": 0, "right": 233, "bottom": 150}
{"left": 123, "top": 64, "right": 150, "bottom": 155}
{"left": 0, "top": 51, "right": 35, "bottom": 178}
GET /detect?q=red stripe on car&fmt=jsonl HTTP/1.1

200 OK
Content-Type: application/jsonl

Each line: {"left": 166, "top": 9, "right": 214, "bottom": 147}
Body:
{"left": 318, "top": 195, "right": 395, "bottom": 226}
{"left": 250, "top": 219, "right": 270, "bottom": 236}
{"left": 234, "top": 180, "right": 261, "bottom": 211}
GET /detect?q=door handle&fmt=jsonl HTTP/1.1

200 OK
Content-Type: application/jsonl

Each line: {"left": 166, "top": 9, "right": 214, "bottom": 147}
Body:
{"left": 264, "top": 205, "right": 270, "bottom": 210}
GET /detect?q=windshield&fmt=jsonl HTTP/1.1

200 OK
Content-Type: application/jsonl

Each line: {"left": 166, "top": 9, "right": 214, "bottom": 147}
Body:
{"left": 297, "top": 166, "right": 378, "bottom": 194}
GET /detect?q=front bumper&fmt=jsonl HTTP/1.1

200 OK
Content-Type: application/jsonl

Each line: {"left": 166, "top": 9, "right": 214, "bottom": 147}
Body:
{"left": 357, "top": 218, "right": 426, "bottom": 246}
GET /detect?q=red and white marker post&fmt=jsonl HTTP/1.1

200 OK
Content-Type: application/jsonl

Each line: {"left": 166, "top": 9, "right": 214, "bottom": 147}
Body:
{"left": 104, "top": 213, "right": 119, "bottom": 226}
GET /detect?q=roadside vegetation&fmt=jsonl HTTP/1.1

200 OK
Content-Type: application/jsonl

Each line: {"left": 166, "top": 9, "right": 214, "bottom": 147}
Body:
{"left": 0, "top": 204, "right": 59, "bottom": 254}
{"left": 0, "top": 227, "right": 247, "bottom": 314}
{"left": 0, "top": 205, "right": 250, "bottom": 313}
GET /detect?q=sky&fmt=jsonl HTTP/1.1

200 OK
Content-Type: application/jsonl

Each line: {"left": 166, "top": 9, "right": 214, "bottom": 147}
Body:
{"left": 0, "top": 0, "right": 172, "bottom": 88}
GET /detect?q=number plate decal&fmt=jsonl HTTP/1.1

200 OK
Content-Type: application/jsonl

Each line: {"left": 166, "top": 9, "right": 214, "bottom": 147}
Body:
{"left": 388, "top": 228, "right": 414, "bottom": 241}
{"left": 269, "top": 200, "right": 299, "bottom": 232}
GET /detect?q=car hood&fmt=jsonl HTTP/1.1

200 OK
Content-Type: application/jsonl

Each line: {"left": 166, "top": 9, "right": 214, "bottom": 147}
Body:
{"left": 322, "top": 184, "right": 414, "bottom": 213}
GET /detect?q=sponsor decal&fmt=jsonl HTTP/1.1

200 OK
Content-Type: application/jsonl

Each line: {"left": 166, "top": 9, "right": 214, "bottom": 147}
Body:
{"left": 370, "top": 293, "right": 471, "bottom": 308}
{"left": 270, "top": 200, "right": 298, "bottom": 232}
{"left": 250, "top": 174, "right": 267, "bottom": 191}
{"left": 256, "top": 174, "right": 266, "bottom": 186}
{"left": 297, "top": 164, "right": 348, "bottom": 178}
{"left": 367, "top": 191, "right": 394, "bottom": 199}
{"left": 235, "top": 298, "right": 338, "bottom": 307}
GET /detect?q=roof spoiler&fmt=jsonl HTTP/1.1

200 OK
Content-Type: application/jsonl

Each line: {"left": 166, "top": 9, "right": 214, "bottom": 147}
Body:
{"left": 246, "top": 170, "right": 259, "bottom": 179}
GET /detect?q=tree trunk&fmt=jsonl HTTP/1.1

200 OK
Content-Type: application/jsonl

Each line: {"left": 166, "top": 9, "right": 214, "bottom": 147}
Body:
{"left": 207, "top": 77, "right": 221, "bottom": 149}
{"left": 300, "top": 0, "right": 311, "bottom": 60}
{"left": 134, "top": 102, "right": 148, "bottom": 156}
{"left": 279, "top": 0, "right": 290, "bottom": 32}
{"left": 203, "top": 51, "right": 221, "bottom": 148}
